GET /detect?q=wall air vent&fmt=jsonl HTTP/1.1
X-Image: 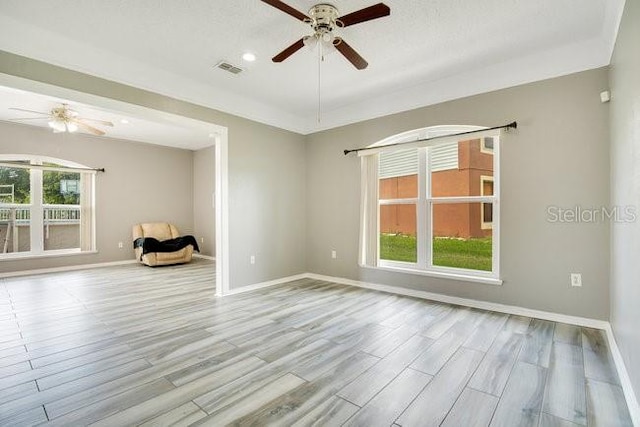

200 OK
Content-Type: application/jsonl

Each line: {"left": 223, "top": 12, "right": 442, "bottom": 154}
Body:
{"left": 215, "top": 61, "right": 244, "bottom": 75}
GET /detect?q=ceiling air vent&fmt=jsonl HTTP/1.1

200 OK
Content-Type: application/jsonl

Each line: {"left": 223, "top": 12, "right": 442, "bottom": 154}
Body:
{"left": 215, "top": 61, "right": 244, "bottom": 75}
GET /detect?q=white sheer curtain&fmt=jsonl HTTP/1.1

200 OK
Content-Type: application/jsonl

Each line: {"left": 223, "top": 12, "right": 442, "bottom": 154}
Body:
{"left": 359, "top": 153, "right": 379, "bottom": 267}
{"left": 79, "top": 172, "right": 95, "bottom": 251}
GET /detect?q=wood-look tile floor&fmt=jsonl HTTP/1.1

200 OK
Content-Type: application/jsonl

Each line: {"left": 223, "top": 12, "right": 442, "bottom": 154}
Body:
{"left": 0, "top": 259, "right": 633, "bottom": 426}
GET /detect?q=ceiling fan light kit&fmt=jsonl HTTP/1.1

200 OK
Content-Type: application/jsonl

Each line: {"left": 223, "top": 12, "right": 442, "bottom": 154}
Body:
{"left": 48, "top": 120, "right": 71, "bottom": 133}
{"left": 48, "top": 104, "right": 78, "bottom": 133}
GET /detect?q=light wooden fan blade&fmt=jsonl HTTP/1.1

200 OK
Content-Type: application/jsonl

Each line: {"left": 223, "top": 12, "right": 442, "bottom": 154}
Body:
{"left": 8, "top": 117, "right": 51, "bottom": 121}
{"left": 77, "top": 117, "right": 114, "bottom": 127}
{"left": 9, "top": 107, "right": 51, "bottom": 116}
{"left": 334, "top": 38, "right": 368, "bottom": 70}
{"left": 272, "top": 38, "right": 305, "bottom": 62}
{"left": 261, "top": 0, "right": 309, "bottom": 21}
{"left": 72, "top": 119, "right": 106, "bottom": 136}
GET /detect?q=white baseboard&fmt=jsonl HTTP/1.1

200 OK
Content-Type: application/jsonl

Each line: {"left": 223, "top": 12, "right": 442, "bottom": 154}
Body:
{"left": 306, "top": 273, "right": 608, "bottom": 329}
{"left": 603, "top": 323, "right": 640, "bottom": 426}
{"left": 0, "top": 259, "right": 138, "bottom": 278}
{"left": 222, "top": 273, "right": 308, "bottom": 296}
{"left": 193, "top": 254, "right": 216, "bottom": 261}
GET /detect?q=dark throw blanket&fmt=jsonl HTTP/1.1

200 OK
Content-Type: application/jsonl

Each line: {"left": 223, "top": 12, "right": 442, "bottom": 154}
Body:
{"left": 133, "top": 236, "right": 200, "bottom": 260}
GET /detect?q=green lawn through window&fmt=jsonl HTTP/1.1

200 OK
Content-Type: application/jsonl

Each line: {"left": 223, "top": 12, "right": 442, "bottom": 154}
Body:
{"left": 380, "top": 234, "right": 492, "bottom": 271}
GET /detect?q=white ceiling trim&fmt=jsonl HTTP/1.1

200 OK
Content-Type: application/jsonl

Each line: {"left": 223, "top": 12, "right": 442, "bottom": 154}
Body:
{"left": 602, "top": 0, "right": 627, "bottom": 62}
{"left": 304, "top": 35, "right": 612, "bottom": 133}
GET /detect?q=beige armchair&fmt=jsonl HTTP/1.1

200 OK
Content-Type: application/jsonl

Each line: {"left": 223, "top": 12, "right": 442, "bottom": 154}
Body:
{"left": 132, "top": 223, "right": 194, "bottom": 266}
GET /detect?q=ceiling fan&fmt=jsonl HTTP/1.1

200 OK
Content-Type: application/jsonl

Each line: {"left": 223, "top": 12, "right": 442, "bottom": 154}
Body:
{"left": 8, "top": 103, "right": 114, "bottom": 136}
{"left": 261, "top": 0, "right": 391, "bottom": 70}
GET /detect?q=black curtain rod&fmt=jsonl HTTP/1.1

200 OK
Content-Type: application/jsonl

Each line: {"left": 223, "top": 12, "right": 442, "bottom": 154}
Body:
{"left": 343, "top": 121, "right": 517, "bottom": 155}
{"left": 0, "top": 161, "right": 105, "bottom": 173}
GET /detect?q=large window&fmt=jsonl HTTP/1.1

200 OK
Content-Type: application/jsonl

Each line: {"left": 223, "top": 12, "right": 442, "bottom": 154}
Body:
{"left": 361, "top": 127, "right": 500, "bottom": 282}
{"left": 0, "top": 156, "right": 95, "bottom": 259}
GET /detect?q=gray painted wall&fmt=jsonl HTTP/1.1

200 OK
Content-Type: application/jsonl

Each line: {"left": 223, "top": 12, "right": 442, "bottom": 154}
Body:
{"left": 0, "top": 121, "right": 194, "bottom": 271}
{"left": 306, "top": 68, "right": 611, "bottom": 319}
{"left": 193, "top": 146, "right": 215, "bottom": 256}
{"left": 0, "top": 51, "right": 614, "bottom": 321}
{"left": 228, "top": 120, "right": 307, "bottom": 288}
{"left": 610, "top": 0, "right": 640, "bottom": 406}
{"left": 0, "top": 51, "right": 308, "bottom": 288}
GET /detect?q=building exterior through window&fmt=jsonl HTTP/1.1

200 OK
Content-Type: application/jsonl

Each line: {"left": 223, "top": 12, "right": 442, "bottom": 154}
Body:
{"left": 372, "top": 131, "right": 499, "bottom": 277}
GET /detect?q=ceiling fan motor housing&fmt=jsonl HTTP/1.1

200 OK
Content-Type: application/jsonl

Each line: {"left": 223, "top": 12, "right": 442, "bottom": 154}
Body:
{"left": 51, "top": 104, "right": 78, "bottom": 122}
{"left": 308, "top": 4, "right": 341, "bottom": 37}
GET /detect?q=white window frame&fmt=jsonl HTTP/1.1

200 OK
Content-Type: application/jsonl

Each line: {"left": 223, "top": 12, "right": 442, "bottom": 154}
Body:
{"left": 370, "top": 126, "right": 501, "bottom": 283}
{"left": 481, "top": 136, "right": 495, "bottom": 154}
{"left": 480, "top": 175, "right": 494, "bottom": 230}
{"left": 0, "top": 155, "right": 96, "bottom": 260}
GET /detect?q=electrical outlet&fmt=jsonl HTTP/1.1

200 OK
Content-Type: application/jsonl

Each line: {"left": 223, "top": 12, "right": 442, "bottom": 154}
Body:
{"left": 331, "top": 250, "right": 337, "bottom": 259}
{"left": 200, "top": 237, "right": 204, "bottom": 243}
{"left": 570, "top": 273, "right": 582, "bottom": 287}
{"left": 118, "top": 242, "right": 123, "bottom": 249}
{"left": 250, "top": 255, "right": 255, "bottom": 265}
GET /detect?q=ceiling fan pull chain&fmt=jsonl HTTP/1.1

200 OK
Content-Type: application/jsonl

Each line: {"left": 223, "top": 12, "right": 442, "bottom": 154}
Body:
{"left": 317, "top": 41, "right": 322, "bottom": 124}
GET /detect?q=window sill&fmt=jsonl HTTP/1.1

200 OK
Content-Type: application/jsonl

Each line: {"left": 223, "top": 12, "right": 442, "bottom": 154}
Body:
{"left": 0, "top": 249, "right": 98, "bottom": 262}
{"left": 363, "top": 264, "right": 503, "bottom": 286}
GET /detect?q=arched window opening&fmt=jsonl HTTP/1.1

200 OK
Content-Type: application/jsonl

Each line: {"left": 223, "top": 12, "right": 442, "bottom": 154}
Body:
{"left": 360, "top": 125, "right": 500, "bottom": 282}
{"left": 0, "top": 155, "right": 96, "bottom": 258}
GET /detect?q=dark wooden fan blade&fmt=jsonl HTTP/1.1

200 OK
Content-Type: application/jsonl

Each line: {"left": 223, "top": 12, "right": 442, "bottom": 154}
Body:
{"left": 261, "top": 0, "right": 309, "bottom": 21}
{"left": 334, "top": 39, "right": 368, "bottom": 70}
{"left": 340, "top": 3, "right": 390, "bottom": 27}
{"left": 272, "top": 38, "right": 305, "bottom": 62}
{"left": 9, "top": 107, "right": 50, "bottom": 116}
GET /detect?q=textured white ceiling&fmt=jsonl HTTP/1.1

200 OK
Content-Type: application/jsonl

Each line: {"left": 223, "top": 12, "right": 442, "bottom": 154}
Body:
{"left": 0, "top": 0, "right": 625, "bottom": 135}
{"left": 0, "top": 85, "right": 222, "bottom": 150}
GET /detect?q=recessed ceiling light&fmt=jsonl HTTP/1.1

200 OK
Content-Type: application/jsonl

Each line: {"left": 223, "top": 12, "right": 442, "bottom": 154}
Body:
{"left": 120, "top": 119, "right": 129, "bottom": 124}
{"left": 242, "top": 52, "right": 256, "bottom": 62}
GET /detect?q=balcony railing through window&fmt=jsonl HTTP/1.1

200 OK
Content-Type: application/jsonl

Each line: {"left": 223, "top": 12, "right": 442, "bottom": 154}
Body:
{"left": 0, "top": 205, "right": 81, "bottom": 224}
{"left": 1, "top": 205, "right": 81, "bottom": 254}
